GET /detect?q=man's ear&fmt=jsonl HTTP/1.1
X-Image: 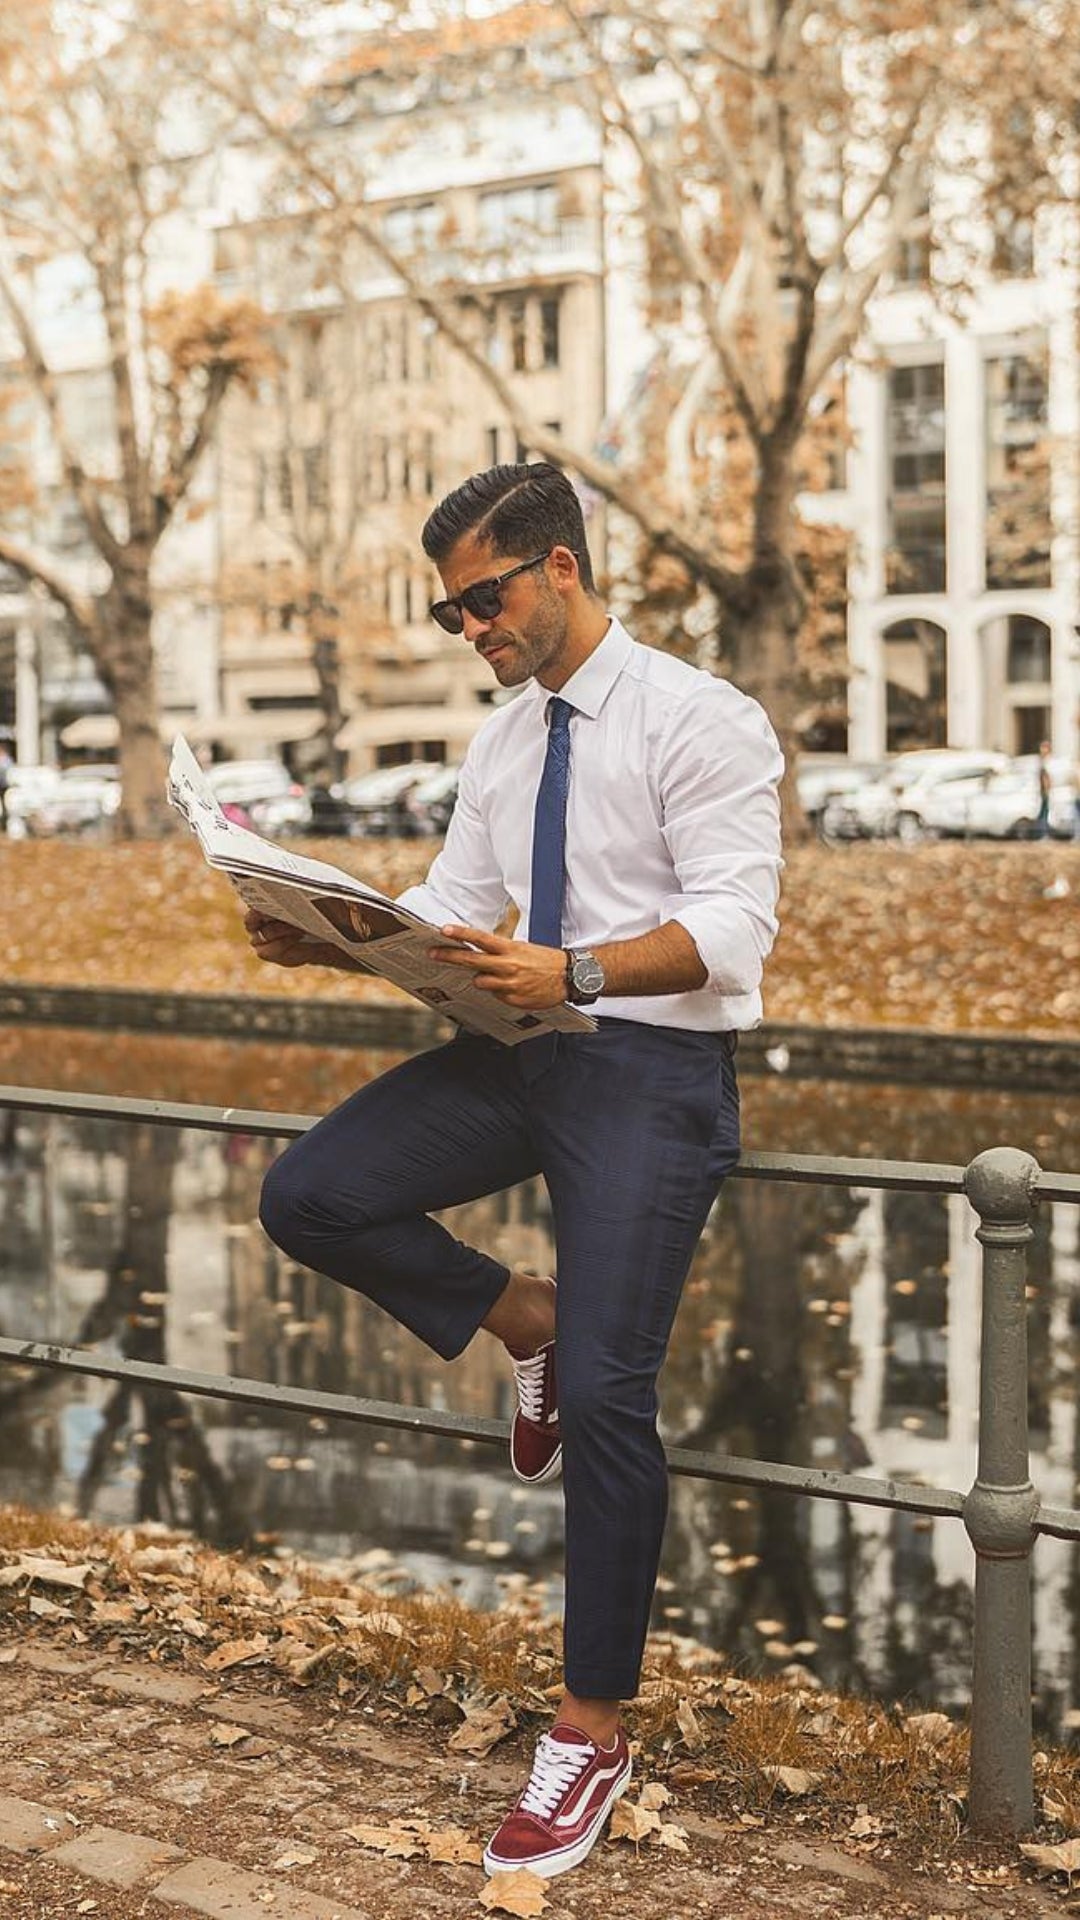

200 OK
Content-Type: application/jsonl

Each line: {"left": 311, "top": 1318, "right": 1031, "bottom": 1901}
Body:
{"left": 549, "top": 544, "right": 580, "bottom": 590}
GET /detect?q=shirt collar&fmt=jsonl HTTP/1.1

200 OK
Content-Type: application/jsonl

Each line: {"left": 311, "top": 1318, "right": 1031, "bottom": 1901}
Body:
{"left": 534, "top": 617, "right": 632, "bottom": 721}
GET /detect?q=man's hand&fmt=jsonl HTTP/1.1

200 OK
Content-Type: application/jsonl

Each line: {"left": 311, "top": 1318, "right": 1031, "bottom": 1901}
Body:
{"left": 244, "top": 908, "right": 353, "bottom": 972}
{"left": 429, "top": 926, "right": 568, "bottom": 1008}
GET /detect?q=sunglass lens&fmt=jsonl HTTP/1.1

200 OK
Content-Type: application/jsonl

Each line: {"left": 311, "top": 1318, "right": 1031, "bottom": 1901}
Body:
{"left": 462, "top": 583, "right": 503, "bottom": 623}
{"left": 431, "top": 602, "right": 464, "bottom": 634}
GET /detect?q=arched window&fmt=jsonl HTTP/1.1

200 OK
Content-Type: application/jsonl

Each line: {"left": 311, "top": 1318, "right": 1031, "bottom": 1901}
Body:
{"left": 1006, "top": 614, "right": 1052, "bottom": 683}
{"left": 882, "top": 619, "right": 947, "bottom": 752}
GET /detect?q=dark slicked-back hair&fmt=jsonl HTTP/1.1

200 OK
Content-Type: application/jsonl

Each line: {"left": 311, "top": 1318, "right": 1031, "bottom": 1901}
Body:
{"left": 421, "top": 462, "right": 596, "bottom": 593}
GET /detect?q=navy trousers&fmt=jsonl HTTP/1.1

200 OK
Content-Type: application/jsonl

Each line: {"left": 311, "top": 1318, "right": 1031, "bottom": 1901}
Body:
{"left": 259, "top": 1018, "right": 740, "bottom": 1699}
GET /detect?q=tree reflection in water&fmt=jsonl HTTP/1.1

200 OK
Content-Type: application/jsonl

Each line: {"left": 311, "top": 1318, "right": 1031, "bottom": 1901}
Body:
{"left": 0, "top": 1029, "right": 1078, "bottom": 1729}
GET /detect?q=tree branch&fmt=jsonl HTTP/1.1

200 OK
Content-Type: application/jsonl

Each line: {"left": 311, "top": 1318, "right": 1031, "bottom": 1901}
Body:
{"left": 0, "top": 533, "right": 97, "bottom": 636}
{"left": 154, "top": 363, "right": 231, "bottom": 532}
{"left": 0, "top": 251, "right": 126, "bottom": 573}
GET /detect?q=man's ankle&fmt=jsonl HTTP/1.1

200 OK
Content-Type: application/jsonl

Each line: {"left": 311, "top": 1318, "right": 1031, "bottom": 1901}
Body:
{"left": 483, "top": 1271, "right": 556, "bottom": 1356}
{"left": 556, "top": 1692, "right": 622, "bottom": 1747}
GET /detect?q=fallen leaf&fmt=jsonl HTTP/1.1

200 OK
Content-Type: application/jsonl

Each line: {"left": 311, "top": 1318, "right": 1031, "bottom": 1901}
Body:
{"left": 905, "top": 1711, "right": 952, "bottom": 1747}
{"left": 208, "top": 1723, "right": 251, "bottom": 1748}
{"left": 448, "top": 1696, "right": 515, "bottom": 1757}
{"left": 14, "top": 1556, "right": 94, "bottom": 1590}
{"left": 271, "top": 1847, "right": 318, "bottom": 1869}
{"left": 1021, "top": 1838, "right": 1080, "bottom": 1877}
{"left": 345, "top": 1823, "right": 427, "bottom": 1860}
{"left": 656, "top": 1821, "right": 690, "bottom": 1853}
{"left": 424, "top": 1827, "right": 483, "bottom": 1865}
{"left": 28, "top": 1596, "right": 73, "bottom": 1620}
{"left": 0, "top": 1650, "right": 17, "bottom": 1666}
{"left": 762, "top": 1766, "right": 823, "bottom": 1797}
{"left": 356, "top": 1609, "right": 404, "bottom": 1636}
{"left": 638, "top": 1781, "right": 673, "bottom": 1811}
{"left": 76, "top": 1903, "right": 98, "bottom": 1914}
{"left": 675, "top": 1700, "right": 705, "bottom": 1754}
{"left": 204, "top": 1634, "right": 270, "bottom": 1671}
{"left": 479, "top": 1870, "right": 550, "bottom": 1916}
{"left": 608, "top": 1799, "right": 662, "bottom": 1844}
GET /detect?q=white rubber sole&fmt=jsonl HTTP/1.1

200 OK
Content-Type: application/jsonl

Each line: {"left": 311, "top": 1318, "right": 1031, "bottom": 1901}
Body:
{"left": 483, "top": 1755, "right": 632, "bottom": 1878}
{"left": 510, "top": 1437, "right": 563, "bottom": 1485}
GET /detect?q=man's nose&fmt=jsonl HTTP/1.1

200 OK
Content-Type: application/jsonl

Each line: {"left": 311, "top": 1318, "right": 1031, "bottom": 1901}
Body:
{"left": 461, "top": 607, "right": 494, "bottom": 643}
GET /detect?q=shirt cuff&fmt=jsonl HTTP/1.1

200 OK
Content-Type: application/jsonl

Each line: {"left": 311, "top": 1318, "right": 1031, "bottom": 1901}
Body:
{"left": 666, "top": 899, "right": 772, "bottom": 998}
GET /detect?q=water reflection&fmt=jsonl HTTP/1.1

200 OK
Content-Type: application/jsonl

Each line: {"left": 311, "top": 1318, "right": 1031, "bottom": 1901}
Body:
{"left": 0, "top": 1027, "right": 1078, "bottom": 1733}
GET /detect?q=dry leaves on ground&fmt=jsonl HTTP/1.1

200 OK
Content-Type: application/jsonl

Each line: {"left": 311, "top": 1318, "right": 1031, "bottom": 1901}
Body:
{"left": 4, "top": 838, "right": 1079, "bottom": 1036}
{"left": 608, "top": 1794, "right": 690, "bottom": 1854}
{"left": 1020, "top": 1837, "right": 1080, "bottom": 1881}
{"left": 762, "top": 1765, "right": 824, "bottom": 1798}
{"left": 346, "top": 1818, "right": 482, "bottom": 1866}
{"left": 448, "top": 1695, "right": 516, "bottom": 1757}
{"left": 478, "top": 1870, "right": 550, "bottom": 1916}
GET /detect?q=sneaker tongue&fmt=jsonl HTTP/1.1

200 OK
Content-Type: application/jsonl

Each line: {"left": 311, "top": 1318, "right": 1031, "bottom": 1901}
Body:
{"left": 548, "top": 1722, "right": 596, "bottom": 1749}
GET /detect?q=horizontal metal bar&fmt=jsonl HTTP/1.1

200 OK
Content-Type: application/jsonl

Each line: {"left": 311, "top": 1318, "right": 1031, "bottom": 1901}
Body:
{"left": 6, "top": 1339, "right": 1080, "bottom": 1534}
{"left": 1032, "top": 1505, "right": 1080, "bottom": 1543}
{"left": 0, "top": 1337, "right": 964, "bottom": 1520}
{"left": 0, "top": 1085, "right": 315, "bottom": 1141}
{"left": 4, "top": 1084, "right": 1078, "bottom": 1201}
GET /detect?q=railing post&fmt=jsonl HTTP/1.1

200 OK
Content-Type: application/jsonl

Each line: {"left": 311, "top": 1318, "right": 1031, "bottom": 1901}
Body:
{"left": 963, "top": 1146, "right": 1040, "bottom": 1837}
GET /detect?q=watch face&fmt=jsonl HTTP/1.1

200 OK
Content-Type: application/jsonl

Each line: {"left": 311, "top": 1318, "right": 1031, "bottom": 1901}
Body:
{"left": 572, "top": 953, "right": 605, "bottom": 996}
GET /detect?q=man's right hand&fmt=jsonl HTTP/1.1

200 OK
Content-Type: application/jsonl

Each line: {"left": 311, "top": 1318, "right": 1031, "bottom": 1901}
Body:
{"left": 244, "top": 908, "right": 348, "bottom": 971}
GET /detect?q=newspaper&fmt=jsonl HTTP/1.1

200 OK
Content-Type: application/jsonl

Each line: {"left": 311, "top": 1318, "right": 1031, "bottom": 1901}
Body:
{"left": 167, "top": 736, "right": 598, "bottom": 1046}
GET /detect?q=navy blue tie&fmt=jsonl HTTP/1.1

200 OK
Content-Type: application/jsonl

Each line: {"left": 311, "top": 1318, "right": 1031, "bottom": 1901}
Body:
{"left": 528, "top": 696, "right": 574, "bottom": 948}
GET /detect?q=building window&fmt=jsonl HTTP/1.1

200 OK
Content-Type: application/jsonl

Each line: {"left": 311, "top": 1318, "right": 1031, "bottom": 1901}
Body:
{"left": 882, "top": 618, "right": 947, "bottom": 752}
{"left": 985, "top": 347, "right": 1052, "bottom": 590}
{"left": 894, "top": 194, "right": 931, "bottom": 289}
{"left": 992, "top": 209, "right": 1035, "bottom": 279}
{"left": 478, "top": 182, "right": 559, "bottom": 246}
{"left": 382, "top": 201, "right": 439, "bottom": 255}
{"left": 508, "top": 297, "right": 528, "bottom": 373}
{"left": 886, "top": 362, "right": 946, "bottom": 594}
{"left": 1006, "top": 614, "right": 1052, "bottom": 684}
{"left": 540, "top": 296, "right": 560, "bottom": 368}
{"left": 303, "top": 445, "right": 327, "bottom": 515}
{"left": 278, "top": 450, "right": 293, "bottom": 514}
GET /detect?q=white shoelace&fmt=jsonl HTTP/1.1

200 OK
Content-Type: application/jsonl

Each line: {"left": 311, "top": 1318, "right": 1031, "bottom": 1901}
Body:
{"left": 511, "top": 1348, "right": 549, "bottom": 1423}
{"left": 519, "top": 1733, "right": 594, "bottom": 1820}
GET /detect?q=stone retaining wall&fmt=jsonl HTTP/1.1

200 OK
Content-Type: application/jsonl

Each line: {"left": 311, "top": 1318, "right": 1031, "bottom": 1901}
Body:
{"left": 0, "top": 983, "right": 1075, "bottom": 1092}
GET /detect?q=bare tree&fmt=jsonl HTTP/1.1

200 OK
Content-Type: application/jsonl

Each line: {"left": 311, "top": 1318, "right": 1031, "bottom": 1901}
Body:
{"left": 179, "top": 0, "right": 1077, "bottom": 820}
{"left": 0, "top": 2, "right": 275, "bottom": 832}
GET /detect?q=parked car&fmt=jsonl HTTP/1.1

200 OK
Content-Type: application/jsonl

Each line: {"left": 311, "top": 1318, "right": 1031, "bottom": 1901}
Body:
{"left": 822, "top": 750, "right": 1011, "bottom": 842}
{"left": 3, "top": 764, "right": 62, "bottom": 836}
{"left": 402, "top": 763, "right": 460, "bottom": 837}
{"left": 205, "top": 759, "right": 301, "bottom": 808}
{"left": 921, "top": 757, "right": 1076, "bottom": 840}
{"left": 21, "top": 771, "right": 121, "bottom": 836}
{"left": 337, "top": 761, "right": 440, "bottom": 837}
{"left": 796, "top": 757, "right": 887, "bottom": 838}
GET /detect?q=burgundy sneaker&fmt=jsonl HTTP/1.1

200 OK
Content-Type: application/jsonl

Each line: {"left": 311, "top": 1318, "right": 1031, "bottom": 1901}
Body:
{"left": 483, "top": 1723, "right": 632, "bottom": 1878}
{"left": 509, "top": 1338, "right": 561, "bottom": 1484}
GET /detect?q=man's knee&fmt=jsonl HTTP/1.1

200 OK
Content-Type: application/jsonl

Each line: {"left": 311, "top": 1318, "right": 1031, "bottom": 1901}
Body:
{"left": 258, "top": 1144, "right": 353, "bottom": 1258}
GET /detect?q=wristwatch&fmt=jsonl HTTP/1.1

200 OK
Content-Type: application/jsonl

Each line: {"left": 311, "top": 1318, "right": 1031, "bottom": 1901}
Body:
{"left": 564, "top": 947, "right": 606, "bottom": 1005}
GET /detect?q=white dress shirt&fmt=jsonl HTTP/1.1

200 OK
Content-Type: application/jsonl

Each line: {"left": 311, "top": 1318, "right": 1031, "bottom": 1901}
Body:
{"left": 397, "top": 616, "right": 784, "bottom": 1032}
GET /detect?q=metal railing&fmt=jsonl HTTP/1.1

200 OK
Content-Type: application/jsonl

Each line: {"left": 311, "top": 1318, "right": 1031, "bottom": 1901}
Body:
{"left": 2, "top": 1081, "right": 1079, "bottom": 1838}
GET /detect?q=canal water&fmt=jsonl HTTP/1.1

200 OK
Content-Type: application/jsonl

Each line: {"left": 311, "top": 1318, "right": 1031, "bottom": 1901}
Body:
{"left": 0, "top": 1021, "right": 1078, "bottom": 1733}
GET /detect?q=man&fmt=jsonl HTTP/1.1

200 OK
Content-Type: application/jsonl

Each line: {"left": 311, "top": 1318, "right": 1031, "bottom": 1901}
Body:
{"left": 250, "top": 463, "right": 783, "bottom": 1880}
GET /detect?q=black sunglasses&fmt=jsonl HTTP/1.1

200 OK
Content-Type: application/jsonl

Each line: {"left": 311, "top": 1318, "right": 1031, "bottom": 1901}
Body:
{"left": 429, "top": 549, "right": 554, "bottom": 635}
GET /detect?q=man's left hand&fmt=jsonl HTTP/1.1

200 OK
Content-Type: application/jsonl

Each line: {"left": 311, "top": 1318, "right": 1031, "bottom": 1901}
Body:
{"left": 428, "top": 926, "right": 569, "bottom": 1008}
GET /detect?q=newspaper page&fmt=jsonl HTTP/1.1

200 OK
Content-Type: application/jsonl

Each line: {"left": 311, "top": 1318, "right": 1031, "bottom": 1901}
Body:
{"left": 167, "top": 736, "right": 598, "bottom": 1045}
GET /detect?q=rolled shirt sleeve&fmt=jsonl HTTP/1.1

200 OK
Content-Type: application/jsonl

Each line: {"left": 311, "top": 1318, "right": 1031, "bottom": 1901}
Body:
{"left": 396, "top": 749, "right": 511, "bottom": 933}
{"left": 658, "top": 681, "right": 784, "bottom": 998}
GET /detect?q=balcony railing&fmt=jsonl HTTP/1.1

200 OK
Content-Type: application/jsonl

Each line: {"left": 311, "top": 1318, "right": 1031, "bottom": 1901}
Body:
{"left": 1, "top": 1081, "right": 1078, "bottom": 1838}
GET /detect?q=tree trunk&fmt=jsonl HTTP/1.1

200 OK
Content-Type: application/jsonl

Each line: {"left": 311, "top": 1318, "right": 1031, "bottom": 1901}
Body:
{"left": 310, "top": 593, "right": 346, "bottom": 784}
{"left": 718, "top": 444, "right": 812, "bottom": 840}
{"left": 96, "top": 573, "right": 174, "bottom": 837}
{"left": 719, "top": 563, "right": 809, "bottom": 842}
